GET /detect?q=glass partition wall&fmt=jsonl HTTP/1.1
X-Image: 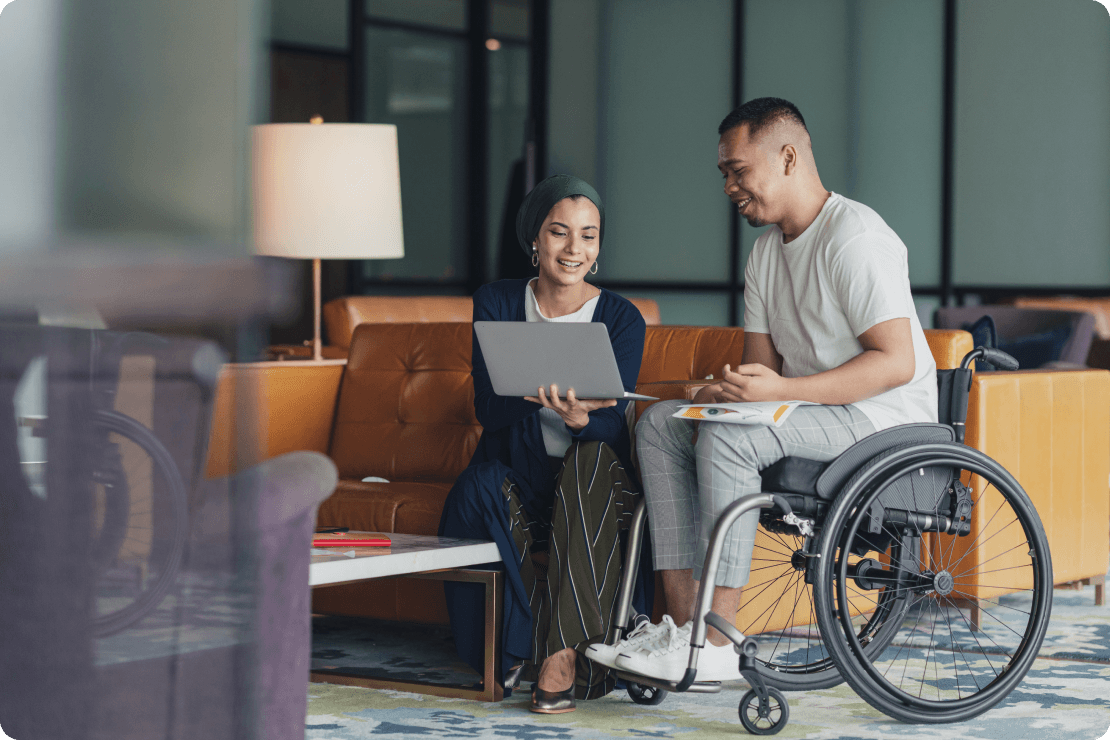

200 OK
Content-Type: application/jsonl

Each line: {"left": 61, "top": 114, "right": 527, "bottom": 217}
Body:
{"left": 270, "top": 0, "right": 1110, "bottom": 328}
{"left": 269, "top": 0, "right": 535, "bottom": 295}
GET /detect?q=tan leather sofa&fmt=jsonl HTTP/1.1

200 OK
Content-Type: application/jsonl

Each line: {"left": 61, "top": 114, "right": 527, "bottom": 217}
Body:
{"left": 270, "top": 295, "right": 663, "bottom": 359}
{"left": 208, "top": 323, "right": 1110, "bottom": 627}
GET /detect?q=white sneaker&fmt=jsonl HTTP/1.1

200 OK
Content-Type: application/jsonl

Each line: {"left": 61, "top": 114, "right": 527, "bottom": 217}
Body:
{"left": 693, "top": 638, "right": 746, "bottom": 682}
{"left": 583, "top": 617, "right": 666, "bottom": 669}
{"left": 612, "top": 615, "right": 693, "bottom": 683}
{"left": 615, "top": 619, "right": 746, "bottom": 683}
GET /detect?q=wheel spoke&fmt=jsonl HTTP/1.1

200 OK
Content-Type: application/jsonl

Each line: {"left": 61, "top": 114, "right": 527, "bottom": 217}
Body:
{"left": 771, "top": 565, "right": 807, "bottom": 661}
{"left": 759, "top": 568, "right": 803, "bottom": 640}
{"left": 940, "top": 594, "right": 1004, "bottom": 680}
{"left": 876, "top": 591, "right": 928, "bottom": 681}
{"left": 950, "top": 538, "right": 1030, "bottom": 580}
{"left": 948, "top": 506, "right": 1018, "bottom": 573}
{"left": 948, "top": 588, "right": 1031, "bottom": 639}
{"left": 935, "top": 599, "right": 966, "bottom": 700}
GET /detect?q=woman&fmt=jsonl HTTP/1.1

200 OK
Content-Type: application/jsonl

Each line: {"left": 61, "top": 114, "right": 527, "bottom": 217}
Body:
{"left": 439, "top": 174, "right": 652, "bottom": 714}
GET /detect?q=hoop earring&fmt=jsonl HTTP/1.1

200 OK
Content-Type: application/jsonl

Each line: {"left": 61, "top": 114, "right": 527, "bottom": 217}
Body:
{"left": 531, "top": 251, "right": 539, "bottom": 268}
{"left": 590, "top": 261, "right": 599, "bottom": 275}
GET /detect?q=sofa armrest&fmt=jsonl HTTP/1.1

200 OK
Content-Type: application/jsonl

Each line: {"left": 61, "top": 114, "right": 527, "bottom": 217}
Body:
{"left": 265, "top": 344, "right": 348, "bottom": 361}
{"left": 965, "top": 368, "right": 1110, "bottom": 586}
{"left": 206, "top": 362, "right": 346, "bottom": 478}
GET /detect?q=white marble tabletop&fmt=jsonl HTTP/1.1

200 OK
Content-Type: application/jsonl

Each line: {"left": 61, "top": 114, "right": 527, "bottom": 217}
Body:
{"left": 309, "top": 532, "right": 502, "bottom": 587}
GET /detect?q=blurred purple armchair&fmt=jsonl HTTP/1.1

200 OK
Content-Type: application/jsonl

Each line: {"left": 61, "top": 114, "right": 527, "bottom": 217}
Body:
{"left": 0, "top": 325, "right": 337, "bottom": 740}
{"left": 935, "top": 305, "right": 1096, "bottom": 368}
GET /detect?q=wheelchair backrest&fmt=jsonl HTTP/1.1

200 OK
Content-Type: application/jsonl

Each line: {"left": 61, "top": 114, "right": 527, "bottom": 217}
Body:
{"left": 936, "top": 367, "right": 974, "bottom": 429}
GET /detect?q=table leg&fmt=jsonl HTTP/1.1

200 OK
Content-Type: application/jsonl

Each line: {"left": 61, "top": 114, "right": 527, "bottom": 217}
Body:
{"left": 310, "top": 568, "right": 505, "bottom": 702}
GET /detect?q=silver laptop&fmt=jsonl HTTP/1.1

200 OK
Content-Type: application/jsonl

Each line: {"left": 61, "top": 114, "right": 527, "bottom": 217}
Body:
{"left": 473, "top": 321, "right": 657, "bottom": 401}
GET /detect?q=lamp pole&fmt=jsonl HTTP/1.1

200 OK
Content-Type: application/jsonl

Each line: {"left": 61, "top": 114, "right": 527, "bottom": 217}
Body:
{"left": 313, "top": 257, "right": 323, "bottom": 361}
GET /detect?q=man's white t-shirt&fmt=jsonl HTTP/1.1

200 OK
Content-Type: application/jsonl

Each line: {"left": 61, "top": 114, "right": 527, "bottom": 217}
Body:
{"left": 743, "top": 192, "right": 937, "bottom": 431}
{"left": 524, "top": 279, "right": 601, "bottom": 456}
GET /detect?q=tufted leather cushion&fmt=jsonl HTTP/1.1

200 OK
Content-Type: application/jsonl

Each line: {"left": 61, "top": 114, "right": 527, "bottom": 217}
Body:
{"left": 328, "top": 322, "right": 482, "bottom": 482}
{"left": 316, "top": 479, "right": 451, "bottom": 536}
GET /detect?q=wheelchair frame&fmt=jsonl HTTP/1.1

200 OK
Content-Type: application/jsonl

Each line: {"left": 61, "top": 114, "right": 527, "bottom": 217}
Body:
{"left": 603, "top": 347, "right": 1054, "bottom": 734}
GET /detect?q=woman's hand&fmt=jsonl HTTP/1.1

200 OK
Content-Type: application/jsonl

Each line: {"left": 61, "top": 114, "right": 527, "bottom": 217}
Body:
{"left": 525, "top": 384, "right": 617, "bottom": 431}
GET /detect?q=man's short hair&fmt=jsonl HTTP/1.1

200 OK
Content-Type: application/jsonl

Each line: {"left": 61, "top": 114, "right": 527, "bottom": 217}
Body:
{"left": 717, "top": 97, "right": 808, "bottom": 138}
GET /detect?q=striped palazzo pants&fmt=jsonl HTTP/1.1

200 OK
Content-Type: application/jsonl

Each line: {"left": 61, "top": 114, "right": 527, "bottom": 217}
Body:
{"left": 440, "top": 440, "right": 639, "bottom": 701}
{"left": 511, "top": 441, "right": 639, "bottom": 699}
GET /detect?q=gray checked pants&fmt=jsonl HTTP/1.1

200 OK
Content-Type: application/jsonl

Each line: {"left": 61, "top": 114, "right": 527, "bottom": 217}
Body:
{"left": 636, "top": 400, "right": 875, "bottom": 588}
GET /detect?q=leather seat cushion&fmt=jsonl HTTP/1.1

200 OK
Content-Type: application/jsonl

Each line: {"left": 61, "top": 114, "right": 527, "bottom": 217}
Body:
{"left": 315, "top": 479, "right": 452, "bottom": 536}
{"left": 759, "top": 456, "right": 828, "bottom": 497}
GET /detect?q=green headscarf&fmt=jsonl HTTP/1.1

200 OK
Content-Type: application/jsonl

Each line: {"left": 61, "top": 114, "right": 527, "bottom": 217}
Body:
{"left": 515, "top": 174, "right": 605, "bottom": 256}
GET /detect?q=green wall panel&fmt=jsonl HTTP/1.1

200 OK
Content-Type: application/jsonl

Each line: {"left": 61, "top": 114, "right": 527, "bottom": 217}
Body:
{"left": 952, "top": 0, "right": 1110, "bottom": 287}
{"left": 741, "top": 0, "right": 944, "bottom": 288}
{"left": 598, "top": 0, "right": 734, "bottom": 282}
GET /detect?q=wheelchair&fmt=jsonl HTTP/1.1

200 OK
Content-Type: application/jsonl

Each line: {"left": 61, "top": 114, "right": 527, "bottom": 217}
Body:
{"left": 605, "top": 347, "right": 1053, "bottom": 734}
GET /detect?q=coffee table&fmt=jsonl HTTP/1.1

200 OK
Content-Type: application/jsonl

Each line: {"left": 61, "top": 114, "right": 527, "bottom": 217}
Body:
{"left": 309, "top": 532, "right": 505, "bottom": 701}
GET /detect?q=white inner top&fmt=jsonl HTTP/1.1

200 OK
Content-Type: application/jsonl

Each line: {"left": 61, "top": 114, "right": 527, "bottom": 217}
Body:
{"left": 742, "top": 192, "right": 937, "bottom": 431}
{"left": 524, "top": 279, "right": 601, "bottom": 456}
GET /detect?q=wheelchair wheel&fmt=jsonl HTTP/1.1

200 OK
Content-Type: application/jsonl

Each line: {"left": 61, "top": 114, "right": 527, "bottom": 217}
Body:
{"left": 738, "top": 687, "right": 789, "bottom": 735}
{"left": 738, "top": 527, "right": 910, "bottom": 691}
{"left": 813, "top": 442, "right": 1053, "bottom": 724}
{"left": 91, "top": 410, "right": 188, "bottom": 637}
{"left": 627, "top": 681, "right": 667, "bottom": 705}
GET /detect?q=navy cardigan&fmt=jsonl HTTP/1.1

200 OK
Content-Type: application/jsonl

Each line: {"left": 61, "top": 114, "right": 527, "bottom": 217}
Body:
{"left": 467, "top": 278, "right": 646, "bottom": 518}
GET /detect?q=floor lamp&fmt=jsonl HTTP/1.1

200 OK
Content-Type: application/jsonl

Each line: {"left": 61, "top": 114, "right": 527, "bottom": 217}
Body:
{"left": 252, "top": 121, "right": 404, "bottom": 361}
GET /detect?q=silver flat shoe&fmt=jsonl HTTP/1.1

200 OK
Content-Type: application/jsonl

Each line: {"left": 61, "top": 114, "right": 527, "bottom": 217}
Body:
{"left": 504, "top": 663, "right": 526, "bottom": 690}
{"left": 530, "top": 685, "right": 576, "bottom": 714}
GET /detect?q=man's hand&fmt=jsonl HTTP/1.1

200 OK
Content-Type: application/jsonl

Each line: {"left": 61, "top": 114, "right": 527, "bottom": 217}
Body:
{"left": 720, "top": 363, "right": 790, "bottom": 402}
{"left": 525, "top": 384, "right": 617, "bottom": 430}
{"left": 692, "top": 380, "right": 738, "bottom": 404}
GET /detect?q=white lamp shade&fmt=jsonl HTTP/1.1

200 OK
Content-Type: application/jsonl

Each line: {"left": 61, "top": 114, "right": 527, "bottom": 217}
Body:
{"left": 252, "top": 123, "right": 404, "bottom": 259}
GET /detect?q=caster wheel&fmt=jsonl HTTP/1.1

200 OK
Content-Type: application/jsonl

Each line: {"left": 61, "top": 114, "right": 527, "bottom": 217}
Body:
{"left": 627, "top": 682, "right": 667, "bottom": 706}
{"left": 738, "top": 687, "right": 789, "bottom": 735}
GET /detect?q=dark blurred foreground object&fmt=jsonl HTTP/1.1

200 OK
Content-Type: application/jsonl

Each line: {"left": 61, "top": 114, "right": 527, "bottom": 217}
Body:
{"left": 935, "top": 305, "right": 1096, "bottom": 370}
{"left": 0, "top": 324, "right": 338, "bottom": 740}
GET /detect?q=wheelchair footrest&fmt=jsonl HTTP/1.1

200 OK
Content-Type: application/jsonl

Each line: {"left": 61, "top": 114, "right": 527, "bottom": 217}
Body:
{"left": 612, "top": 669, "right": 723, "bottom": 694}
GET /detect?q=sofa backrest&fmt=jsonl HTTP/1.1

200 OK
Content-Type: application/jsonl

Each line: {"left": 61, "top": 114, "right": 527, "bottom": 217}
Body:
{"left": 639, "top": 326, "right": 748, "bottom": 383}
{"left": 329, "top": 322, "right": 482, "bottom": 482}
{"left": 323, "top": 294, "right": 663, "bottom": 350}
{"left": 332, "top": 322, "right": 976, "bottom": 482}
{"left": 640, "top": 326, "right": 973, "bottom": 383}
{"left": 324, "top": 296, "right": 474, "bottom": 350}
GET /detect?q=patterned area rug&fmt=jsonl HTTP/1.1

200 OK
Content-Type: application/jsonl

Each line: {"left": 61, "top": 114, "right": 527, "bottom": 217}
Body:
{"left": 306, "top": 577, "right": 1110, "bottom": 739}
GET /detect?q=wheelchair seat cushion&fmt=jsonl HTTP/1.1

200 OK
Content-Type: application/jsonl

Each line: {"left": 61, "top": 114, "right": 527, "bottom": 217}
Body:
{"left": 759, "top": 456, "right": 828, "bottom": 497}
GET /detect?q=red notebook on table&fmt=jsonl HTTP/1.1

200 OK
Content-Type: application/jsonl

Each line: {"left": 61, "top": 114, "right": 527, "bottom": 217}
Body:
{"left": 312, "top": 534, "right": 391, "bottom": 547}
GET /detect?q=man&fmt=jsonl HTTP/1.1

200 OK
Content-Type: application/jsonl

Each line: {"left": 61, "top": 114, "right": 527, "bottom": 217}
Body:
{"left": 586, "top": 97, "right": 937, "bottom": 681}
